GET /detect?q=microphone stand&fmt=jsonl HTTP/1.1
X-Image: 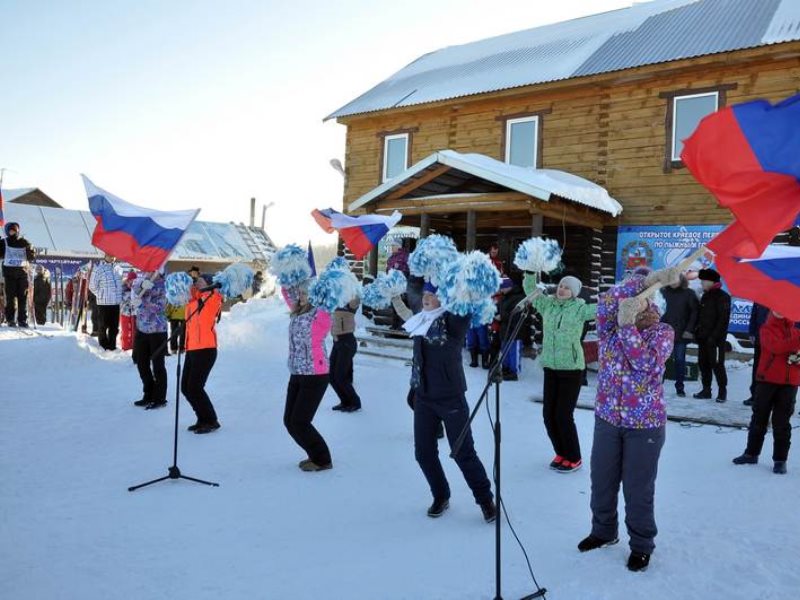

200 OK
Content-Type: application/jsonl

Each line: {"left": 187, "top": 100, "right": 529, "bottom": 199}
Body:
{"left": 451, "top": 302, "right": 547, "bottom": 600}
{"left": 128, "top": 292, "right": 219, "bottom": 492}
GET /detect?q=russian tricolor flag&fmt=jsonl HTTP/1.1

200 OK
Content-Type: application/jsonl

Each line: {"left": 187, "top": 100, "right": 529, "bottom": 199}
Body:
{"left": 681, "top": 92, "right": 800, "bottom": 259}
{"left": 83, "top": 175, "right": 199, "bottom": 271}
{"left": 312, "top": 208, "right": 402, "bottom": 259}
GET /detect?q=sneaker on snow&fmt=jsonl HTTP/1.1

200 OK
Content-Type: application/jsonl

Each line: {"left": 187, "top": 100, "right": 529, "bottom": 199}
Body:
{"left": 193, "top": 422, "right": 221, "bottom": 434}
{"left": 549, "top": 456, "right": 564, "bottom": 470}
{"left": 556, "top": 460, "right": 582, "bottom": 473}
{"left": 627, "top": 551, "right": 651, "bottom": 572}
{"left": 427, "top": 498, "right": 450, "bottom": 518}
{"left": 773, "top": 461, "right": 787, "bottom": 474}
{"left": 145, "top": 400, "right": 167, "bottom": 410}
{"left": 732, "top": 453, "right": 758, "bottom": 465}
{"left": 693, "top": 389, "right": 712, "bottom": 399}
{"left": 578, "top": 534, "right": 619, "bottom": 552}
{"left": 133, "top": 398, "right": 152, "bottom": 407}
{"left": 300, "top": 460, "right": 332, "bottom": 472}
{"left": 480, "top": 500, "right": 497, "bottom": 523}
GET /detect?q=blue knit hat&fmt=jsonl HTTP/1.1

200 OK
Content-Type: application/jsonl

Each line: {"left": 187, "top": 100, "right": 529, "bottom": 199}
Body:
{"left": 423, "top": 281, "right": 438, "bottom": 294}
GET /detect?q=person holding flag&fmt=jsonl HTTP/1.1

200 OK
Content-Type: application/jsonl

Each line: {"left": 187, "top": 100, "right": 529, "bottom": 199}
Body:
{"left": 0, "top": 222, "right": 36, "bottom": 327}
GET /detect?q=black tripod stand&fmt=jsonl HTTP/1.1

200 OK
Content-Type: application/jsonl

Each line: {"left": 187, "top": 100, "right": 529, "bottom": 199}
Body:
{"left": 452, "top": 302, "right": 547, "bottom": 600}
{"left": 129, "top": 293, "right": 219, "bottom": 492}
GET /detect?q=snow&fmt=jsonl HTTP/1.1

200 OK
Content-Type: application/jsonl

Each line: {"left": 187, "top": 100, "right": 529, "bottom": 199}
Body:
{"left": 2, "top": 299, "right": 799, "bottom": 600}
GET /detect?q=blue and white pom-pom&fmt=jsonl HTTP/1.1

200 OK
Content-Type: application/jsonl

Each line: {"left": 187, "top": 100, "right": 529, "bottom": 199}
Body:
{"left": 408, "top": 234, "right": 458, "bottom": 287}
{"left": 213, "top": 263, "right": 255, "bottom": 299}
{"left": 308, "top": 263, "right": 361, "bottom": 312}
{"left": 270, "top": 244, "right": 312, "bottom": 287}
{"left": 361, "top": 269, "right": 408, "bottom": 310}
{"left": 326, "top": 256, "right": 350, "bottom": 272}
{"left": 437, "top": 251, "right": 501, "bottom": 317}
{"left": 469, "top": 298, "right": 497, "bottom": 327}
{"left": 513, "top": 237, "right": 562, "bottom": 273}
{"left": 165, "top": 272, "right": 193, "bottom": 305}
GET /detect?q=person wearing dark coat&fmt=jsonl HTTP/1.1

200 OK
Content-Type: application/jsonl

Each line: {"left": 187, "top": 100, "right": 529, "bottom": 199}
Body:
{"left": 660, "top": 273, "right": 699, "bottom": 397}
{"left": 0, "top": 222, "right": 36, "bottom": 327}
{"left": 32, "top": 266, "right": 52, "bottom": 325}
{"left": 744, "top": 303, "right": 770, "bottom": 406}
{"left": 496, "top": 276, "right": 526, "bottom": 381}
{"left": 693, "top": 268, "right": 731, "bottom": 402}
{"left": 392, "top": 283, "right": 496, "bottom": 523}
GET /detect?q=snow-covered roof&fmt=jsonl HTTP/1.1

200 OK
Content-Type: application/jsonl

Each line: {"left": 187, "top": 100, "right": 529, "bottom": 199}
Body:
{"left": 2, "top": 202, "right": 273, "bottom": 263}
{"left": 348, "top": 150, "right": 622, "bottom": 217}
{"left": 327, "top": 0, "right": 800, "bottom": 120}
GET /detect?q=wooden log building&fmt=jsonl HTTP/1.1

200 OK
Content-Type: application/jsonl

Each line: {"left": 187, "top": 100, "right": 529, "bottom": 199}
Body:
{"left": 325, "top": 0, "right": 800, "bottom": 289}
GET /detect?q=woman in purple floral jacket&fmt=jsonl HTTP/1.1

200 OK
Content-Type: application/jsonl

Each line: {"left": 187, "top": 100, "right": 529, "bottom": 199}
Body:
{"left": 577, "top": 266, "right": 678, "bottom": 573}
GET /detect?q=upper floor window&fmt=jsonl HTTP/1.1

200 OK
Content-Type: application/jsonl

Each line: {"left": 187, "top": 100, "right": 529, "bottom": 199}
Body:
{"left": 671, "top": 91, "right": 719, "bottom": 160}
{"left": 382, "top": 133, "right": 409, "bottom": 182}
{"left": 504, "top": 115, "right": 539, "bottom": 168}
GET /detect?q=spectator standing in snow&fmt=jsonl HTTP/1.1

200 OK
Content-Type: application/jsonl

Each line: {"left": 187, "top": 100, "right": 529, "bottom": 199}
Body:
{"left": 329, "top": 296, "right": 362, "bottom": 413}
{"left": 0, "top": 222, "right": 36, "bottom": 327}
{"left": 744, "top": 303, "right": 770, "bottom": 406}
{"left": 32, "top": 265, "right": 52, "bottom": 325}
{"left": 660, "top": 273, "right": 699, "bottom": 398}
{"left": 578, "top": 266, "right": 677, "bottom": 573}
{"left": 88, "top": 254, "right": 123, "bottom": 350}
{"left": 165, "top": 299, "right": 186, "bottom": 354}
{"left": 733, "top": 310, "right": 800, "bottom": 474}
{"left": 132, "top": 272, "right": 168, "bottom": 409}
{"left": 392, "top": 283, "right": 497, "bottom": 523}
{"left": 182, "top": 275, "right": 224, "bottom": 434}
{"left": 523, "top": 274, "right": 597, "bottom": 473}
{"left": 281, "top": 281, "right": 333, "bottom": 472}
{"left": 693, "top": 268, "right": 731, "bottom": 402}
{"left": 119, "top": 271, "right": 137, "bottom": 352}
{"left": 495, "top": 275, "right": 526, "bottom": 381}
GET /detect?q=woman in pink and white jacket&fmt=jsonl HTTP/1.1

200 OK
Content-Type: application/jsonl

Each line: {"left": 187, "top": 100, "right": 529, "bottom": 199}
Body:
{"left": 282, "top": 282, "right": 333, "bottom": 472}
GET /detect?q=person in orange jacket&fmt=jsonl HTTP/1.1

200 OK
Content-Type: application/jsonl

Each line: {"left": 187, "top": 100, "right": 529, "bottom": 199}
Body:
{"left": 181, "top": 274, "right": 224, "bottom": 434}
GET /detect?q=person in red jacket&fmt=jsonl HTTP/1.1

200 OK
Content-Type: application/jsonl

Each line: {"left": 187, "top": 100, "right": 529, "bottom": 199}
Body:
{"left": 733, "top": 310, "right": 800, "bottom": 474}
{"left": 181, "top": 275, "right": 224, "bottom": 434}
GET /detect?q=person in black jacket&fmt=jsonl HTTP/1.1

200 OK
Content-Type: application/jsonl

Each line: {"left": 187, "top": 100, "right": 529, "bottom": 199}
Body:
{"left": 496, "top": 275, "right": 526, "bottom": 381}
{"left": 693, "top": 268, "right": 731, "bottom": 402}
{"left": 32, "top": 266, "right": 52, "bottom": 325}
{"left": 393, "top": 282, "right": 496, "bottom": 523}
{"left": 660, "top": 273, "right": 699, "bottom": 397}
{"left": 744, "top": 303, "right": 770, "bottom": 406}
{"left": 0, "top": 222, "right": 36, "bottom": 327}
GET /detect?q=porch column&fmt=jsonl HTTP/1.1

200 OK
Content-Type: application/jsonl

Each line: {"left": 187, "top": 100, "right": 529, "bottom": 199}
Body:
{"left": 420, "top": 213, "right": 430, "bottom": 238}
{"left": 466, "top": 210, "right": 476, "bottom": 251}
{"left": 367, "top": 247, "right": 378, "bottom": 278}
{"left": 531, "top": 214, "right": 544, "bottom": 236}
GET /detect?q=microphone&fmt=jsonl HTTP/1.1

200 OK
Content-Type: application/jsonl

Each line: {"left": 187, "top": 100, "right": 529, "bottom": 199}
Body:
{"left": 198, "top": 282, "right": 222, "bottom": 293}
{"left": 512, "top": 290, "right": 540, "bottom": 313}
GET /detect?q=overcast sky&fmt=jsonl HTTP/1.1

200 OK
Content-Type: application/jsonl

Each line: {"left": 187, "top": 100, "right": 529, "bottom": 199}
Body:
{"left": 1, "top": 0, "right": 636, "bottom": 245}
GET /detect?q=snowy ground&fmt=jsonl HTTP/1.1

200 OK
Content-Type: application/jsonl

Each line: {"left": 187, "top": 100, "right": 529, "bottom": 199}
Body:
{"left": 2, "top": 298, "right": 798, "bottom": 600}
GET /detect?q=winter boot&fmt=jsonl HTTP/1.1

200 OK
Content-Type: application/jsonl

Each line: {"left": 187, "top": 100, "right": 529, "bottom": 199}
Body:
{"left": 300, "top": 460, "right": 332, "bottom": 472}
{"left": 481, "top": 352, "right": 491, "bottom": 369}
{"left": 331, "top": 403, "right": 346, "bottom": 411}
{"left": 627, "top": 551, "right": 651, "bottom": 572}
{"left": 578, "top": 534, "right": 619, "bottom": 552}
{"left": 145, "top": 400, "right": 167, "bottom": 410}
{"left": 187, "top": 421, "right": 202, "bottom": 431}
{"left": 693, "top": 389, "right": 712, "bottom": 399}
{"left": 133, "top": 398, "right": 152, "bottom": 407}
{"left": 549, "top": 456, "right": 564, "bottom": 470}
{"left": 773, "top": 461, "right": 787, "bottom": 474}
{"left": 194, "top": 421, "right": 221, "bottom": 434}
{"left": 469, "top": 350, "right": 479, "bottom": 368}
{"left": 732, "top": 453, "right": 758, "bottom": 465}
{"left": 555, "top": 459, "right": 583, "bottom": 473}
{"left": 427, "top": 498, "right": 450, "bottom": 518}
{"left": 716, "top": 388, "right": 727, "bottom": 403}
{"left": 480, "top": 499, "right": 497, "bottom": 523}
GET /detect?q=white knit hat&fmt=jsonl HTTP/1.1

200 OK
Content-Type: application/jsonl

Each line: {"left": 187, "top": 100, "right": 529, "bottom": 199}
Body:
{"left": 558, "top": 275, "right": 582, "bottom": 299}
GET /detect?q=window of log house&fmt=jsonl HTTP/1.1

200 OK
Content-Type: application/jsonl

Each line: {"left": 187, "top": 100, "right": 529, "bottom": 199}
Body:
{"left": 504, "top": 115, "right": 539, "bottom": 168}
{"left": 382, "top": 133, "right": 409, "bottom": 182}
{"left": 670, "top": 91, "right": 719, "bottom": 161}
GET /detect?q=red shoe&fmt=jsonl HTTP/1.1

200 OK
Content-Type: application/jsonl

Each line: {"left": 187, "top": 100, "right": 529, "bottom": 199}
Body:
{"left": 549, "top": 455, "right": 564, "bottom": 470}
{"left": 556, "top": 459, "right": 583, "bottom": 473}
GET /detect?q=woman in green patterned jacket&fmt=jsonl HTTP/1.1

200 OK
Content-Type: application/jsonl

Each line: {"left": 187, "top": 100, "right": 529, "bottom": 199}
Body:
{"left": 524, "top": 274, "right": 597, "bottom": 473}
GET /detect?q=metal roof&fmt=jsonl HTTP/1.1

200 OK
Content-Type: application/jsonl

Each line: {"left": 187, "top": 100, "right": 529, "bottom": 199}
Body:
{"left": 326, "top": 0, "right": 800, "bottom": 120}
{"left": 349, "top": 150, "right": 623, "bottom": 216}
